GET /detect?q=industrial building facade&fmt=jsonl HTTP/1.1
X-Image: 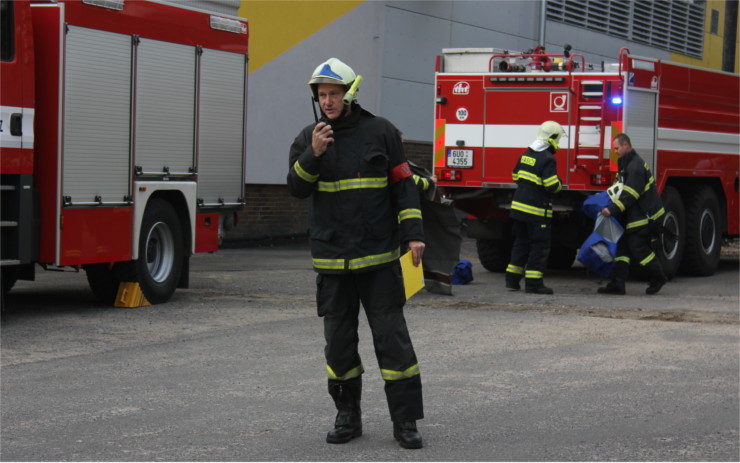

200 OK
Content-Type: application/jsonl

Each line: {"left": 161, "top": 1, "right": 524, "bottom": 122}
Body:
{"left": 221, "top": 0, "right": 738, "bottom": 245}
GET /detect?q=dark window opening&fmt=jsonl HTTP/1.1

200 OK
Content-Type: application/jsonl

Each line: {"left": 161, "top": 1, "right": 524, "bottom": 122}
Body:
{"left": 0, "top": 0, "right": 15, "bottom": 62}
{"left": 711, "top": 9, "right": 720, "bottom": 35}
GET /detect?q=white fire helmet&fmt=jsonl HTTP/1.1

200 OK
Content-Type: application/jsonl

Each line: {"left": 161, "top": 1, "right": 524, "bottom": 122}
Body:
{"left": 607, "top": 181, "right": 624, "bottom": 203}
{"left": 308, "top": 58, "right": 357, "bottom": 102}
{"left": 536, "top": 121, "right": 566, "bottom": 151}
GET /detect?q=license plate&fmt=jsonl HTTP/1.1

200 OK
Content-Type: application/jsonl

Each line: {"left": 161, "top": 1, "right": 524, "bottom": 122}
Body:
{"left": 447, "top": 149, "right": 473, "bottom": 168}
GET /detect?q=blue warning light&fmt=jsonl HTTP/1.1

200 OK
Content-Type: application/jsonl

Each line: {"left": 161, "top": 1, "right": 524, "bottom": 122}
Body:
{"left": 611, "top": 96, "right": 623, "bottom": 105}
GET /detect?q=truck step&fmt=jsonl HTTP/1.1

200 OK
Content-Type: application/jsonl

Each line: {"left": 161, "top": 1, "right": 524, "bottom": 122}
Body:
{"left": 0, "top": 259, "right": 21, "bottom": 266}
{"left": 0, "top": 220, "right": 18, "bottom": 227}
{"left": 0, "top": 185, "right": 15, "bottom": 191}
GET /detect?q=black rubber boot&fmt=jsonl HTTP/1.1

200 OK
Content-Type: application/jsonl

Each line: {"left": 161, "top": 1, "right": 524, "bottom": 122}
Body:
{"left": 525, "top": 283, "right": 554, "bottom": 294}
{"left": 393, "top": 420, "right": 423, "bottom": 449}
{"left": 646, "top": 274, "right": 667, "bottom": 295}
{"left": 326, "top": 378, "right": 362, "bottom": 444}
{"left": 598, "top": 280, "right": 626, "bottom": 295}
{"left": 505, "top": 277, "right": 521, "bottom": 291}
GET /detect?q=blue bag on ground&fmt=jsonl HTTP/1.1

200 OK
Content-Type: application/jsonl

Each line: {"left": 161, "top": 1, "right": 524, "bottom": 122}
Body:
{"left": 577, "top": 214, "right": 624, "bottom": 278}
{"left": 451, "top": 259, "right": 474, "bottom": 285}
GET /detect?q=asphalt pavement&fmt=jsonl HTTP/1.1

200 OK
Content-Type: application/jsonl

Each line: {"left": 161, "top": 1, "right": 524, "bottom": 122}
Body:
{"left": 1, "top": 240, "right": 738, "bottom": 461}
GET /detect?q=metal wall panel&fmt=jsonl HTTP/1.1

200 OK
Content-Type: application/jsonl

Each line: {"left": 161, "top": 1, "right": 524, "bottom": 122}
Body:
{"left": 197, "top": 49, "right": 246, "bottom": 206}
{"left": 624, "top": 88, "right": 658, "bottom": 171}
{"left": 135, "top": 38, "right": 195, "bottom": 176}
{"left": 63, "top": 26, "right": 131, "bottom": 204}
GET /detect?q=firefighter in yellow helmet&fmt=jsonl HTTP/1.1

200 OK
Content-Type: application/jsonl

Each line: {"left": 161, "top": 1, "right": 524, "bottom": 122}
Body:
{"left": 505, "top": 121, "right": 564, "bottom": 294}
{"left": 287, "top": 58, "right": 425, "bottom": 449}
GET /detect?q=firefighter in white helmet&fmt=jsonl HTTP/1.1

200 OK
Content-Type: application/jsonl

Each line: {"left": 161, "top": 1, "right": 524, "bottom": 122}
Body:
{"left": 287, "top": 58, "right": 426, "bottom": 449}
{"left": 505, "top": 121, "right": 564, "bottom": 294}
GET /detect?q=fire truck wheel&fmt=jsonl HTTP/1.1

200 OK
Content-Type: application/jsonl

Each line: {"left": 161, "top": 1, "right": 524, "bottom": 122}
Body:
{"left": 547, "top": 246, "right": 576, "bottom": 270}
{"left": 121, "top": 198, "right": 184, "bottom": 304}
{"left": 657, "top": 186, "right": 686, "bottom": 280}
{"left": 476, "top": 239, "right": 512, "bottom": 272}
{"left": 84, "top": 263, "right": 119, "bottom": 305}
{"left": 1, "top": 267, "right": 18, "bottom": 297}
{"left": 680, "top": 185, "right": 721, "bottom": 276}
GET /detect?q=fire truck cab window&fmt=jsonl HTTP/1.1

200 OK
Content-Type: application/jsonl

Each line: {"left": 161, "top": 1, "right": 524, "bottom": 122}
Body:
{"left": 0, "top": 0, "right": 14, "bottom": 62}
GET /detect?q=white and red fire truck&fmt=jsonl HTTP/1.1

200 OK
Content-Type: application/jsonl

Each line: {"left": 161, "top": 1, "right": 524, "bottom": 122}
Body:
{"left": 0, "top": 0, "right": 249, "bottom": 305}
{"left": 434, "top": 47, "right": 739, "bottom": 279}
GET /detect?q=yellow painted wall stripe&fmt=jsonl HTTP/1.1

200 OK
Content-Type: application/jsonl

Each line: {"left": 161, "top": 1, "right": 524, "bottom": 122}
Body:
{"left": 240, "top": 1, "right": 364, "bottom": 73}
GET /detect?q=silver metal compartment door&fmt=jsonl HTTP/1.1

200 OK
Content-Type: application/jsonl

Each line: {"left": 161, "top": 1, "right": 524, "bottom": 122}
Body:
{"left": 135, "top": 38, "right": 196, "bottom": 176}
{"left": 197, "top": 48, "right": 246, "bottom": 206}
{"left": 63, "top": 26, "right": 131, "bottom": 205}
{"left": 623, "top": 88, "right": 658, "bottom": 171}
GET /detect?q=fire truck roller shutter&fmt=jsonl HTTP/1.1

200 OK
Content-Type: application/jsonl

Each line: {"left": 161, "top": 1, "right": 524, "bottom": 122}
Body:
{"left": 63, "top": 26, "right": 131, "bottom": 205}
{"left": 135, "top": 38, "right": 196, "bottom": 177}
{"left": 116, "top": 198, "right": 185, "bottom": 304}
{"left": 196, "top": 48, "right": 247, "bottom": 207}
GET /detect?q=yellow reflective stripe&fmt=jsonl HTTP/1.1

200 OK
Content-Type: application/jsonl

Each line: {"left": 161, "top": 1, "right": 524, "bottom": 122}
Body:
{"left": 313, "top": 258, "right": 346, "bottom": 270}
{"left": 644, "top": 176, "right": 655, "bottom": 192}
{"left": 511, "top": 200, "right": 547, "bottom": 217}
{"left": 381, "top": 363, "right": 420, "bottom": 381}
{"left": 516, "top": 170, "right": 543, "bottom": 185}
{"left": 650, "top": 208, "right": 665, "bottom": 221}
{"left": 326, "top": 364, "right": 364, "bottom": 380}
{"left": 313, "top": 249, "right": 401, "bottom": 271}
{"left": 623, "top": 184, "right": 640, "bottom": 199}
{"left": 543, "top": 175, "right": 560, "bottom": 187}
{"left": 615, "top": 256, "right": 631, "bottom": 264}
{"left": 613, "top": 199, "right": 626, "bottom": 212}
{"left": 626, "top": 218, "right": 649, "bottom": 229}
{"left": 294, "top": 161, "right": 319, "bottom": 183}
{"left": 512, "top": 172, "right": 519, "bottom": 181}
{"left": 506, "top": 264, "right": 524, "bottom": 275}
{"left": 639, "top": 252, "right": 656, "bottom": 266}
{"left": 348, "top": 248, "right": 400, "bottom": 271}
{"left": 399, "top": 208, "right": 422, "bottom": 222}
{"left": 525, "top": 270, "right": 543, "bottom": 279}
{"left": 317, "top": 177, "right": 387, "bottom": 192}
{"left": 412, "top": 175, "right": 430, "bottom": 191}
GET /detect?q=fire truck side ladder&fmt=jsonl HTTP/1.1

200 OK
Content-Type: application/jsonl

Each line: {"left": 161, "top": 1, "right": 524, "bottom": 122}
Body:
{"left": 573, "top": 80, "right": 607, "bottom": 171}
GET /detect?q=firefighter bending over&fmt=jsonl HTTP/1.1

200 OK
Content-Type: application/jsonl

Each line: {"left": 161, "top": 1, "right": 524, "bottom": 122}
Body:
{"left": 287, "top": 58, "right": 426, "bottom": 449}
{"left": 598, "top": 133, "right": 668, "bottom": 295}
{"left": 505, "top": 121, "right": 564, "bottom": 294}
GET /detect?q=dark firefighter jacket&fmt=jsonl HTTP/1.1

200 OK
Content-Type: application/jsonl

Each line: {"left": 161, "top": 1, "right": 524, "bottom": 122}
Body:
{"left": 509, "top": 147, "right": 562, "bottom": 223}
{"left": 606, "top": 150, "right": 665, "bottom": 232}
{"left": 287, "top": 105, "right": 424, "bottom": 274}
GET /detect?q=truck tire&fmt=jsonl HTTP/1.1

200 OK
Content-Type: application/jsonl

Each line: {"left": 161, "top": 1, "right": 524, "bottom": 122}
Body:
{"left": 657, "top": 186, "right": 685, "bottom": 280}
{"left": 476, "top": 239, "right": 511, "bottom": 272}
{"left": 547, "top": 246, "right": 576, "bottom": 270}
{"left": 1, "top": 267, "right": 18, "bottom": 297}
{"left": 84, "top": 263, "right": 119, "bottom": 305}
{"left": 118, "top": 198, "right": 184, "bottom": 304}
{"left": 680, "top": 185, "right": 721, "bottom": 276}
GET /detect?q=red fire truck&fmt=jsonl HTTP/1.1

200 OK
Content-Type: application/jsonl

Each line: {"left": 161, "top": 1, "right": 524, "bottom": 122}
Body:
{"left": 0, "top": 0, "right": 249, "bottom": 305}
{"left": 434, "top": 47, "right": 739, "bottom": 279}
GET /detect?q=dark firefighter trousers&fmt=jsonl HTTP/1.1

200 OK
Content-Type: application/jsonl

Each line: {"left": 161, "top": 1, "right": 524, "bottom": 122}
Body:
{"left": 611, "top": 227, "right": 665, "bottom": 283}
{"left": 507, "top": 219, "right": 551, "bottom": 289}
{"left": 316, "top": 262, "right": 424, "bottom": 422}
